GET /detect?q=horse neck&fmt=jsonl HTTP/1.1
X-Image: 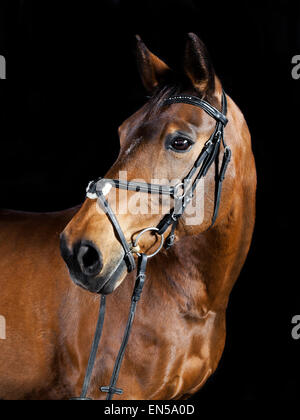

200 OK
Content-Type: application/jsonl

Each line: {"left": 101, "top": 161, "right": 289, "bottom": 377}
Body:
{"left": 143, "top": 232, "right": 215, "bottom": 319}
{"left": 145, "top": 212, "right": 240, "bottom": 318}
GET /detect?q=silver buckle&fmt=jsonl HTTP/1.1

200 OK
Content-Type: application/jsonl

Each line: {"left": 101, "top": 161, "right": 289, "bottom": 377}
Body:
{"left": 173, "top": 182, "right": 187, "bottom": 200}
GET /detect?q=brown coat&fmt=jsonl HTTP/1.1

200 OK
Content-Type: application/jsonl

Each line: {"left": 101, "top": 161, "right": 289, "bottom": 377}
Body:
{"left": 0, "top": 34, "right": 256, "bottom": 399}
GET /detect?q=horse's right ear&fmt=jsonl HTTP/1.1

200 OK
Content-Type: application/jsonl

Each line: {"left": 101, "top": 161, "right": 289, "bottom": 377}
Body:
{"left": 184, "top": 33, "right": 216, "bottom": 95}
{"left": 135, "top": 35, "right": 172, "bottom": 93}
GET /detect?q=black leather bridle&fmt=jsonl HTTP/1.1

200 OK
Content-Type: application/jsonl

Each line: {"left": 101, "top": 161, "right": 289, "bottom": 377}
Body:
{"left": 71, "top": 90, "right": 231, "bottom": 400}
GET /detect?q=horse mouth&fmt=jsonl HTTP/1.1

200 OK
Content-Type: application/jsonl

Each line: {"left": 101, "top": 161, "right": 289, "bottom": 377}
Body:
{"left": 69, "top": 255, "right": 128, "bottom": 295}
{"left": 96, "top": 258, "right": 128, "bottom": 294}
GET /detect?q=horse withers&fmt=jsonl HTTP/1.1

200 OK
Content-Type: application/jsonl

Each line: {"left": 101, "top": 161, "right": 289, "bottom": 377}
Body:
{"left": 0, "top": 33, "right": 256, "bottom": 400}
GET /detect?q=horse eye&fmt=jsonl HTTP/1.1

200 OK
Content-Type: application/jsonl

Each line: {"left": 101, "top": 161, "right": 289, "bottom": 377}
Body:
{"left": 170, "top": 137, "right": 193, "bottom": 152}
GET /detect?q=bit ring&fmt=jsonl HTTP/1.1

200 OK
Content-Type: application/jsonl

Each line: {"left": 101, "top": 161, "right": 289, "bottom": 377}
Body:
{"left": 132, "top": 227, "right": 164, "bottom": 258}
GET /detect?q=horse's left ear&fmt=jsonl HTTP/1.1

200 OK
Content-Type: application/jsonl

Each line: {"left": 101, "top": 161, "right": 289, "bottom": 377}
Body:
{"left": 184, "top": 33, "right": 216, "bottom": 96}
{"left": 135, "top": 35, "right": 172, "bottom": 93}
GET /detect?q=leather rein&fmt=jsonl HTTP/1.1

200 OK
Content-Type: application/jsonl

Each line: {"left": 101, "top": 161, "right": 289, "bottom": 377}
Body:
{"left": 71, "top": 90, "right": 231, "bottom": 400}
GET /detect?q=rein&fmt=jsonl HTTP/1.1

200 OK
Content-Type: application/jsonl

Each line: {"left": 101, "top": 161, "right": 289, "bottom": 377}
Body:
{"left": 71, "top": 90, "right": 231, "bottom": 400}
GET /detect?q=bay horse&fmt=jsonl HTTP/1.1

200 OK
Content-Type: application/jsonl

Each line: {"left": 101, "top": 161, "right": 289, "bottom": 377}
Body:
{"left": 0, "top": 33, "right": 256, "bottom": 400}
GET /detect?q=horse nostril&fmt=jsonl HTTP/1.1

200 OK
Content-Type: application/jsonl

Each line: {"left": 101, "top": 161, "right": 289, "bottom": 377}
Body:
{"left": 77, "top": 242, "right": 103, "bottom": 277}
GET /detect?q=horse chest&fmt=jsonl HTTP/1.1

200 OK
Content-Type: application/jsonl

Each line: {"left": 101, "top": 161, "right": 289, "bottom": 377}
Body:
{"left": 114, "top": 315, "right": 216, "bottom": 399}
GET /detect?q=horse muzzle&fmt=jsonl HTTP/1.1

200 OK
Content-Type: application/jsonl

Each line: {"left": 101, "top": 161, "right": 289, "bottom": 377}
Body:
{"left": 60, "top": 234, "right": 127, "bottom": 294}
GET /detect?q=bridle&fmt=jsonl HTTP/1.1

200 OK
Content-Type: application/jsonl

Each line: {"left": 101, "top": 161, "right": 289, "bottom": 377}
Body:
{"left": 71, "top": 90, "right": 231, "bottom": 400}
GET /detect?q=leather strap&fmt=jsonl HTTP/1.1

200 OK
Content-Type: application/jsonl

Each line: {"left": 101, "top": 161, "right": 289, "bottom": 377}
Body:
{"left": 110, "top": 180, "right": 175, "bottom": 196}
{"left": 157, "top": 91, "right": 230, "bottom": 230}
{"left": 70, "top": 295, "right": 106, "bottom": 400}
{"left": 164, "top": 95, "right": 228, "bottom": 126}
{"left": 164, "top": 219, "right": 178, "bottom": 249}
{"left": 100, "top": 254, "right": 148, "bottom": 400}
{"left": 211, "top": 146, "right": 231, "bottom": 226}
{"left": 72, "top": 255, "right": 148, "bottom": 401}
{"left": 96, "top": 190, "right": 136, "bottom": 273}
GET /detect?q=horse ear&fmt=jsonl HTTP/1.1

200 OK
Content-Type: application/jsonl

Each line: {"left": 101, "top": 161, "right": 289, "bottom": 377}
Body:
{"left": 136, "top": 35, "right": 172, "bottom": 93}
{"left": 184, "top": 33, "right": 216, "bottom": 95}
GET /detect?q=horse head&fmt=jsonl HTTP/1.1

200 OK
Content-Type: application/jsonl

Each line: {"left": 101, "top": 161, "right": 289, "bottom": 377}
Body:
{"left": 60, "top": 33, "right": 236, "bottom": 295}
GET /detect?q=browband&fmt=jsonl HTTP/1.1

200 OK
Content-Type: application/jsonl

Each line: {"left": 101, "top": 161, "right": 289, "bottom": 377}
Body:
{"left": 164, "top": 93, "right": 228, "bottom": 126}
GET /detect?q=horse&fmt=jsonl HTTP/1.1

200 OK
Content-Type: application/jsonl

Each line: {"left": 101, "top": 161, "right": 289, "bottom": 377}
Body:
{"left": 0, "top": 33, "right": 256, "bottom": 400}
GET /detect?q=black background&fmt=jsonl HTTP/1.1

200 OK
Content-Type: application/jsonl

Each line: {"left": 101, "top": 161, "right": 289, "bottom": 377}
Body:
{"left": 0, "top": 0, "right": 299, "bottom": 400}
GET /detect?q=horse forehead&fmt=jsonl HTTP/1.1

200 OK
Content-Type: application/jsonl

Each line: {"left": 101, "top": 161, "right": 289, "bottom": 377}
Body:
{"left": 130, "top": 116, "right": 202, "bottom": 140}
{"left": 130, "top": 103, "right": 213, "bottom": 139}
{"left": 163, "top": 103, "right": 216, "bottom": 131}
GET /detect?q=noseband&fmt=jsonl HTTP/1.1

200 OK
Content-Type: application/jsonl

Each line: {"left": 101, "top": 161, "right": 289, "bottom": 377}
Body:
{"left": 72, "top": 90, "right": 231, "bottom": 400}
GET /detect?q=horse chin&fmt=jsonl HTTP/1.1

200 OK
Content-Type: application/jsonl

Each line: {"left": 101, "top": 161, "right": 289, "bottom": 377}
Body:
{"left": 96, "top": 259, "right": 128, "bottom": 295}
{"left": 69, "top": 255, "right": 128, "bottom": 295}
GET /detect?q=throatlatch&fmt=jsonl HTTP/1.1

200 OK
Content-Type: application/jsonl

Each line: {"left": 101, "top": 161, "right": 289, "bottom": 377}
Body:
{"left": 71, "top": 90, "right": 230, "bottom": 400}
